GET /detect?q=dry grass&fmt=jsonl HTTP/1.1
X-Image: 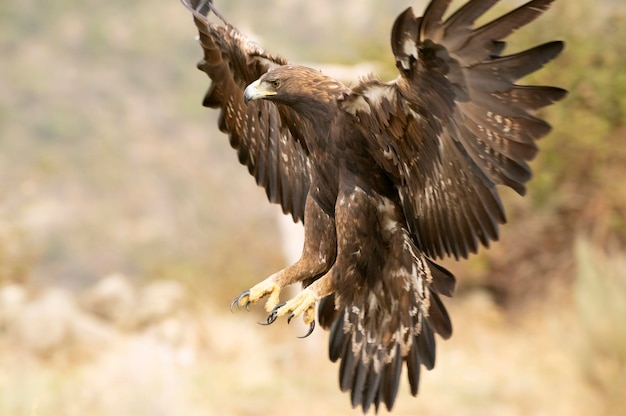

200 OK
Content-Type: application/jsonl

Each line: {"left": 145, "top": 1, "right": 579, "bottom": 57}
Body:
{"left": 574, "top": 240, "right": 626, "bottom": 416}
{"left": 0, "top": 277, "right": 609, "bottom": 416}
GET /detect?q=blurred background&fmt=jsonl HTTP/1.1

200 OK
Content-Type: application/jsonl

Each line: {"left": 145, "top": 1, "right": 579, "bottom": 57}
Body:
{"left": 1, "top": 0, "right": 625, "bottom": 414}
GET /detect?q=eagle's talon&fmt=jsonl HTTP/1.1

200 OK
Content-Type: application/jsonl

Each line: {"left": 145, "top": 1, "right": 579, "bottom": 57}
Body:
{"left": 258, "top": 302, "right": 286, "bottom": 326}
{"left": 230, "top": 290, "right": 251, "bottom": 312}
{"left": 298, "top": 320, "right": 316, "bottom": 339}
{"left": 257, "top": 312, "right": 276, "bottom": 326}
{"left": 263, "top": 312, "right": 277, "bottom": 325}
{"left": 231, "top": 276, "right": 282, "bottom": 313}
{"left": 269, "top": 302, "right": 287, "bottom": 316}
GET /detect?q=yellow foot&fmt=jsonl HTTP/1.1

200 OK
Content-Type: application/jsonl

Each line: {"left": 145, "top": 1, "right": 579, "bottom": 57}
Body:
{"left": 263, "top": 289, "right": 318, "bottom": 338}
{"left": 230, "top": 274, "right": 282, "bottom": 313}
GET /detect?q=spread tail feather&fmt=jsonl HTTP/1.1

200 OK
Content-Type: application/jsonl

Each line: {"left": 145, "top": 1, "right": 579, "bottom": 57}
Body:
{"left": 323, "top": 250, "right": 455, "bottom": 413}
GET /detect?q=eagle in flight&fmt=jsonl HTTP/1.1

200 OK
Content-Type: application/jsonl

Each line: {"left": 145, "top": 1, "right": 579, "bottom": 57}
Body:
{"left": 181, "top": 0, "right": 565, "bottom": 412}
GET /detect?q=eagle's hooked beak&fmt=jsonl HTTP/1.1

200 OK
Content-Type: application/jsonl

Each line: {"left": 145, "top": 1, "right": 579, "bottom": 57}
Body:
{"left": 243, "top": 79, "right": 277, "bottom": 104}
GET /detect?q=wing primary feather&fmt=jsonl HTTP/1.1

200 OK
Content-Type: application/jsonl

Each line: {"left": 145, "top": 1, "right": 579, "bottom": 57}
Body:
{"left": 420, "top": 0, "right": 453, "bottom": 41}
{"left": 266, "top": 118, "right": 280, "bottom": 204}
{"left": 437, "top": 187, "right": 457, "bottom": 256}
{"left": 187, "top": 0, "right": 212, "bottom": 16}
{"left": 450, "top": 177, "right": 489, "bottom": 255}
{"left": 427, "top": 289, "right": 453, "bottom": 339}
{"left": 443, "top": 0, "right": 500, "bottom": 46}
{"left": 426, "top": 258, "right": 456, "bottom": 297}
{"left": 467, "top": 41, "right": 564, "bottom": 91}
{"left": 458, "top": 0, "right": 556, "bottom": 62}
{"left": 448, "top": 184, "right": 476, "bottom": 257}
{"left": 497, "top": 86, "right": 568, "bottom": 111}
{"left": 425, "top": 186, "right": 450, "bottom": 258}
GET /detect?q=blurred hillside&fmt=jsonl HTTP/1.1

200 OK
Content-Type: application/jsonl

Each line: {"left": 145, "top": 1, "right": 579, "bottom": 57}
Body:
{"left": 0, "top": 0, "right": 625, "bottom": 415}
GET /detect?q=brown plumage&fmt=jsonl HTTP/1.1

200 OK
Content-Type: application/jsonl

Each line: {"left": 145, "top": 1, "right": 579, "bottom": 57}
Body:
{"left": 181, "top": 0, "right": 566, "bottom": 412}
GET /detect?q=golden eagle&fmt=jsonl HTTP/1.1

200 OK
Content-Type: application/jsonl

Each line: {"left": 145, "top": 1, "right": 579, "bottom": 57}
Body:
{"left": 181, "top": 0, "right": 565, "bottom": 412}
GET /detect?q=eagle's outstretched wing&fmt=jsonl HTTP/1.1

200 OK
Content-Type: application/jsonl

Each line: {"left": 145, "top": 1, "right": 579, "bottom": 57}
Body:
{"left": 183, "top": 0, "right": 311, "bottom": 221}
{"left": 342, "top": 0, "right": 566, "bottom": 259}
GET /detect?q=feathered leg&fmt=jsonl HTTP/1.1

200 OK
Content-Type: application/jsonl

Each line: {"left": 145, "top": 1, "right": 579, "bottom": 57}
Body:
{"left": 231, "top": 194, "right": 337, "bottom": 318}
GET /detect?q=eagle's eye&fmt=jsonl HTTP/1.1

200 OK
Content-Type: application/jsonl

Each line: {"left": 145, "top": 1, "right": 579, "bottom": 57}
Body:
{"left": 269, "top": 79, "right": 281, "bottom": 89}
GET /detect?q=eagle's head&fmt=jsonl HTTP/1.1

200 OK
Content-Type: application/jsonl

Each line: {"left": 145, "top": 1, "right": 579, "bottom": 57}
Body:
{"left": 243, "top": 65, "right": 347, "bottom": 111}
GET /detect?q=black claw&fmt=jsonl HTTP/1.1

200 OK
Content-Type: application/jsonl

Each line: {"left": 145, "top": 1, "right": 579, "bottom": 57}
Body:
{"left": 287, "top": 313, "right": 295, "bottom": 324}
{"left": 257, "top": 302, "right": 286, "bottom": 326}
{"left": 258, "top": 311, "right": 277, "bottom": 326}
{"left": 270, "top": 302, "right": 287, "bottom": 315}
{"left": 257, "top": 312, "right": 274, "bottom": 326}
{"left": 230, "top": 290, "right": 250, "bottom": 312}
{"left": 298, "top": 320, "right": 316, "bottom": 339}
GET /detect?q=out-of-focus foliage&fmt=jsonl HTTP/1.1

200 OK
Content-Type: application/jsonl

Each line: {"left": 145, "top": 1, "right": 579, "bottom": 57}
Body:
{"left": 529, "top": 1, "right": 626, "bottom": 233}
